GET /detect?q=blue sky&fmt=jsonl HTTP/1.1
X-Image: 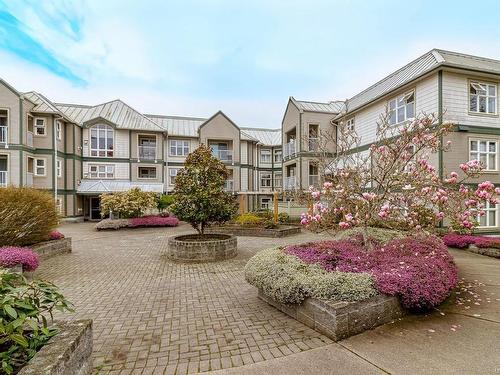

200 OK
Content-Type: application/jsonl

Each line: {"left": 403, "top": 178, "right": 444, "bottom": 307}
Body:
{"left": 1, "top": 0, "right": 500, "bottom": 127}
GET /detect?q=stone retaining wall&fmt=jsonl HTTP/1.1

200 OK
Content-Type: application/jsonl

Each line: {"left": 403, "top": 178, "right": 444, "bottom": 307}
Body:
{"left": 213, "top": 225, "right": 301, "bottom": 238}
{"left": 258, "top": 290, "right": 406, "bottom": 341}
{"left": 166, "top": 234, "right": 237, "bottom": 262}
{"left": 32, "top": 238, "right": 72, "bottom": 260}
{"left": 18, "top": 320, "right": 93, "bottom": 375}
{"left": 468, "top": 245, "right": 500, "bottom": 258}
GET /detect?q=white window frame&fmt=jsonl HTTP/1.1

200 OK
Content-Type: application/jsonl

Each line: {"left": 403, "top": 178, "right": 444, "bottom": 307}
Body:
{"left": 138, "top": 167, "right": 157, "bottom": 179}
{"left": 169, "top": 139, "right": 190, "bottom": 156}
{"left": 89, "top": 164, "right": 114, "bottom": 179}
{"left": 346, "top": 117, "right": 355, "bottom": 132}
{"left": 169, "top": 168, "right": 179, "bottom": 185}
{"left": 55, "top": 197, "right": 63, "bottom": 214}
{"left": 388, "top": 91, "right": 415, "bottom": 125}
{"left": 274, "top": 150, "right": 282, "bottom": 163}
{"left": 260, "top": 197, "right": 271, "bottom": 209}
{"left": 0, "top": 109, "right": 8, "bottom": 144}
{"left": 34, "top": 117, "right": 46, "bottom": 136}
{"left": 260, "top": 172, "right": 272, "bottom": 188}
{"left": 260, "top": 149, "right": 272, "bottom": 163}
{"left": 56, "top": 159, "right": 62, "bottom": 178}
{"left": 90, "top": 124, "right": 114, "bottom": 157}
{"left": 56, "top": 120, "right": 62, "bottom": 140}
{"left": 34, "top": 158, "right": 46, "bottom": 176}
{"left": 478, "top": 201, "right": 498, "bottom": 228}
{"left": 469, "top": 80, "right": 497, "bottom": 115}
{"left": 469, "top": 139, "right": 498, "bottom": 171}
{"left": 274, "top": 172, "right": 282, "bottom": 188}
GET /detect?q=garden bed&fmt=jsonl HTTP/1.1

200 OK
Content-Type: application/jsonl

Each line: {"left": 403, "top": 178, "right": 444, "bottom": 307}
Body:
{"left": 18, "top": 320, "right": 93, "bottom": 375}
{"left": 258, "top": 290, "right": 405, "bottom": 341}
{"left": 96, "top": 215, "right": 179, "bottom": 231}
{"left": 443, "top": 233, "right": 500, "bottom": 259}
{"left": 32, "top": 238, "right": 72, "bottom": 260}
{"left": 213, "top": 224, "right": 301, "bottom": 238}
{"left": 166, "top": 233, "right": 237, "bottom": 262}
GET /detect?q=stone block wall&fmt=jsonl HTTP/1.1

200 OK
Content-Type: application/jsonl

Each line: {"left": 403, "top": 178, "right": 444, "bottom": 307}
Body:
{"left": 166, "top": 234, "right": 237, "bottom": 262}
{"left": 32, "top": 238, "right": 72, "bottom": 260}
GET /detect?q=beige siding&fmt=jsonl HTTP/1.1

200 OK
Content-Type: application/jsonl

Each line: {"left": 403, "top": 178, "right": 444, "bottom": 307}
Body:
{"left": 166, "top": 137, "right": 198, "bottom": 163}
{"left": 241, "top": 141, "right": 248, "bottom": 164}
{"left": 32, "top": 115, "right": 54, "bottom": 149}
{"left": 83, "top": 161, "right": 129, "bottom": 179}
{"left": 130, "top": 131, "right": 162, "bottom": 160}
{"left": 131, "top": 163, "right": 162, "bottom": 182}
{"left": 240, "top": 168, "right": 249, "bottom": 191}
{"left": 0, "top": 82, "right": 20, "bottom": 145}
{"left": 199, "top": 113, "right": 240, "bottom": 163}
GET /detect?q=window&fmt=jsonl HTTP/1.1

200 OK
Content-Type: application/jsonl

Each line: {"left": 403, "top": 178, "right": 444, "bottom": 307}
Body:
{"left": 274, "top": 150, "right": 282, "bottom": 163}
{"left": 90, "top": 124, "right": 114, "bottom": 157}
{"left": 138, "top": 167, "right": 156, "bottom": 179}
{"left": 274, "top": 172, "right": 282, "bottom": 188}
{"left": 56, "top": 121, "right": 62, "bottom": 140}
{"left": 478, "top": 201, "right": 497, "bottom": 227}
{"left": 169, "top": 168, "right": 179, "bottom": 185}
{"left": 469, "top": 139, "right": 497, "bottom": 171}
{"left": 0, "top": 110, "right": 7, "bottom": 143}
{"left": 261, "top": 149, "right": 271, "bottom": 163}
{"left": 346, "top": 117, "right": 355, "bottom": 132}
{"left": 470, "top": 81, "right": 497, "bottom": 114}
{"left": 261, "top": 197, "right": 271, "bottom": 209}
{"left": 260, "top": 172, "right": 272, "bottom": 188}
{"left": 56, "top": 159, "right": 62, "bottom": 178}
{"left": 35, "top": 158, "right": 46, "bottom": 176}
{"left": 170, "top": 140, "right": 190, "bottom": 156}
{"left": 389, "top": 91, "right": 415, "bottom": 125}
{"left": 35, "top": 118, "right": 46, "bottom": 136}
{"left": 138, "top": 136, "right": 157, "bottom": 159}
{"left": 89, "top": 165, "right": 114, "bottom": 178}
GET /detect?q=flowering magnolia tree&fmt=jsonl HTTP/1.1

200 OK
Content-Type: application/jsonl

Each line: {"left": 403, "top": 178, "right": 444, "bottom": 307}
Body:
{"left": 300, "top": 113, "right": 499, "bottom": 235}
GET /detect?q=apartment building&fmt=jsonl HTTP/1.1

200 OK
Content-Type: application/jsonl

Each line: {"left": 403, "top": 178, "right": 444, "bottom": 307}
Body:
{"left": 282, "top": 49, "right": 500, "bottom": 232}
{"left": 0, "top": 81, "right": 281, "bottom": 220}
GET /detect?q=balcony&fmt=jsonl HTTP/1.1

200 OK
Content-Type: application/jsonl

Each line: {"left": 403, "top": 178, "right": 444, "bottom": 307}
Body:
{"left": 138, "top": 145, "right": 156, "bottom": 160}
{"left": 283, "top": 141, "right": 296, "bottom": 158}
{"left": 27, "top": 131, "right": 33, "bottom": 147}
{"left": 0, "top": 126, "right": 7, "bottom": 144}
{"left": 0, "top": 171, "right": 7, "bottom": 187}
{"left": 308, "top": 175, "right": 320, "bottom": 187}
{"left": 308, "top": 138, "right": 319, "bottom": 151}
{"left": 284, "top": 176, "right": 298, "bottom": 190}
{"left": 224, "top": 180, "right": 234, "bottom": 192}
{"left": 213, "top": 149, "right": 233, "bottom": 162}
{"left": 26, "top": 172, "right": 33, "bottom": 187}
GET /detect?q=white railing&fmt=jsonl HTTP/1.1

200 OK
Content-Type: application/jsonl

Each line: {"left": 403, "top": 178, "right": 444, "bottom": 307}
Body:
{"left": 213, "top": 149, "right": 233, "bottom": 161}
{"left": 283, "top": 141, "right": 296, "bottom": 158}
{"left": 309, "top": 175, "right": 320, "bottom": 187}
{"left": 27, "top": 131, "right": 33, "bottom": 147}
{"left": 0, "top": 171, "right": 7, "bottom": 187}
{"left": 284, "top": 176, "right": 298, "bottom": 190}
{"left": 308, "top": 137, "right": 319, "bottom": 151}
{"left": 224, "top": 180, "right": 234, "bottom": 191}
{"left": 0, "top": 126, "right": 7, "bottom": 144}
{"left": 138, "top": 145, "right": 156, "bottom": 160}
{"left": 26, "top": 172, "right": 33, "bottom": 187}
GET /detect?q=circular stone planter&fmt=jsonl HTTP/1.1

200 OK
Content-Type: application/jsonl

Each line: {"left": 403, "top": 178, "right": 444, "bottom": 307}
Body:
{"left": 167, "top": 233, "right": 237, "bottom": 262}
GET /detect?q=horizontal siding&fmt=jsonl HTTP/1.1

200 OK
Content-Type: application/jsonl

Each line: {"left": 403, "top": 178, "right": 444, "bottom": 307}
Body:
{"left": 83, "top": 161, "right": 129, "bottom": 179}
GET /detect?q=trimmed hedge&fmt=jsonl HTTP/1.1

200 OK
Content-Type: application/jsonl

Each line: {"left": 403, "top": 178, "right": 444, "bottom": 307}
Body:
{"left": 96, "top": 215, "right": 179, "bottom": 230}
{"left": 244, "top": 247, "right": 377, "bottom": 305}
{"left": 443, "top": 233, "right": 500, "bottom": 249}
{"left": 334, "top": 226, "right": 406, "bottom": 245}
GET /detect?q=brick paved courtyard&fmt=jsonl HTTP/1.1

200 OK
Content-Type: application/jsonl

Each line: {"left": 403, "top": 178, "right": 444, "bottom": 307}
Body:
{"left": 34, "top": 223, "right": 334, "bottom": 374}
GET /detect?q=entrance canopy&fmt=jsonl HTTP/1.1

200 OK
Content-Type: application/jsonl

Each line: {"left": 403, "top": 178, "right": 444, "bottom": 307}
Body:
{"left": 77, "top": 179, "right": 164, "bottom": 194}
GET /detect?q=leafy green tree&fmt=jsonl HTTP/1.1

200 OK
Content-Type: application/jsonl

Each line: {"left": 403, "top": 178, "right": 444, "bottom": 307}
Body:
{"left": 170, "top": 144, "right": 238, "bottom": 235}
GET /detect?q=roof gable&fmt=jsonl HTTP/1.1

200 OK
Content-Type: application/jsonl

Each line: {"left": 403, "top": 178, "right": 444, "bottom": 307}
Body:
{"left": 198, "top": 110, "right": 241, "bottom": 134}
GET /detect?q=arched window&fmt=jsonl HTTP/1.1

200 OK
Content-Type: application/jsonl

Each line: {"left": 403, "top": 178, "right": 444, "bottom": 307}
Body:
{"left": 90, "top": 124, "right": 114, "bottom": 157}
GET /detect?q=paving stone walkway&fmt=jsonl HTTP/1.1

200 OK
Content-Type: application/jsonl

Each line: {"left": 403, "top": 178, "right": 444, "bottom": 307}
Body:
{"left": 35, "top": 223, "right": 336, "bottom": 374}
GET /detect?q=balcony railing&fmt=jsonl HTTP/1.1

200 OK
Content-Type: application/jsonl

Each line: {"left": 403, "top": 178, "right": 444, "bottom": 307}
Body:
{"left": 138, "top": 145, "right": 156, "bottom": 160}
{"left": 213, "top": 149, "right": 233, "bottom": 161}
{"left": 224, "top": 180, "right": 234, "bottom": 191}
{"left": 308, "top": 137, "right": 319, "bottom": 151}
{"left": 0, "top": 171, "right": 7, "bottom": 187}
{"left": 283, "top": 141, "right": 296, "bottom": 158}
{"left": 26, "top": 172, "right": 33, "bottom": 187}
{"left": 27, "top": 131, "right": 33, "bottom": 147}
{"left": 0, "top": 126, "right": 7, "bottom": 144}
{"left": 284, "top": 176, "right": 298, "bottom": 190}
{"left": 308, "top": 175, "right": 320, "bottom": 187}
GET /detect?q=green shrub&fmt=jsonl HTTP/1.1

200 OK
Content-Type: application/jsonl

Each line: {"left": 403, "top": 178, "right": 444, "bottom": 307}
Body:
{"left": 157, "top": 194, "right": 175, "bottom": 213}
{"left": 252, "top": 209, "right": 273, "bottom": 220}
{"left": 0, "top": 271, "right": 73, "bottom": 374}
{"left": 278, "top": 212, "right": 290, "bottom": 224}
{"left": 334, "top": 226, "right": 407, "bottom": 245}
{"left": 100, "top": 188, "right": 157, "bottom": 218}
{"left": 0, "top": 187, "right": 59, "bottom": 246}
{"left": 263, "top": 219, "right": 278, "bottom": 229}
{"left": 235, "top": 213, "right": 263, "bottom": 226}
{"left": 244, "top": 248, "right": 377, "bottom": 304}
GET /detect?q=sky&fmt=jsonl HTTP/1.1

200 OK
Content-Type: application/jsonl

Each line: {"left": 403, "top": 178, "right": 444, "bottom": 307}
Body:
{"left": 1, "top": 0, "right": 500, "bottom": 128}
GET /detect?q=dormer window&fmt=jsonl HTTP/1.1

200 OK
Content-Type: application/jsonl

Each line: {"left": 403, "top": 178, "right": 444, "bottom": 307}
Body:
{"left": 469, "top": 81, "right": 497, "bottom": 114}
{"left": 90, "top": 124, "right": 114, "bottom": 157}
{"left": 389, "top": 91, "right": 415, "bottom": 125}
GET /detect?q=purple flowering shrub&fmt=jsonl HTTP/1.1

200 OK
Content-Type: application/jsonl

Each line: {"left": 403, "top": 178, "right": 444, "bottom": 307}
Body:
{"left": 285, "top": 235, "right": 458, "bottom": 311}
{"left": 48, "top": 230, "right": 65, "bottom": 241}
{"left": 128, "top": 215, "right": 179, "bottom": 228}
{"left": 0, "top": 247, "right": 39, "bottom": 272}
{"left": 443, "top": 233, "right": 500, "bottom": 249}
